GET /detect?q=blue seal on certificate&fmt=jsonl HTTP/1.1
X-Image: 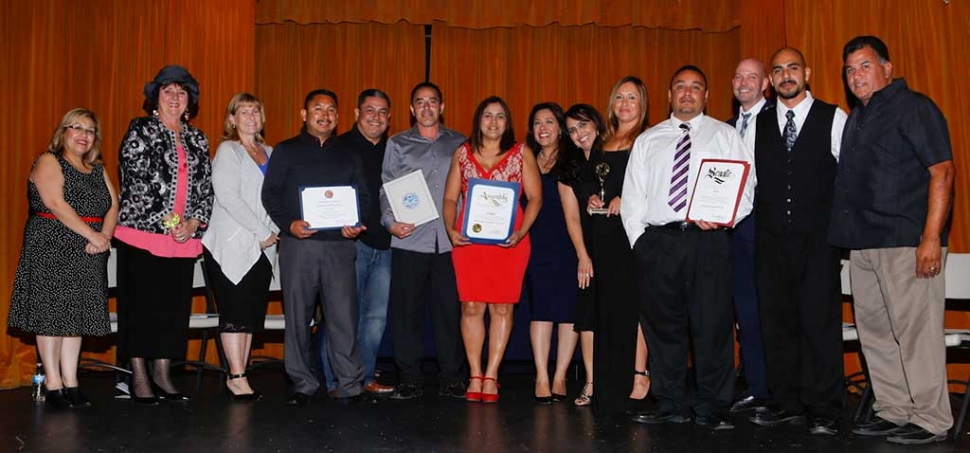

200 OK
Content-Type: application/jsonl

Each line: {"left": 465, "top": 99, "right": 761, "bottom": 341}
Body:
{"left": 402, "top": 192, "right": 420, "bottom": 210}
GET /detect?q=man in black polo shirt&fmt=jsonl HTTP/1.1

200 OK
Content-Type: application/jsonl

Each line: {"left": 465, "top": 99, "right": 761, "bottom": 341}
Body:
{"left": 831, "top": 36, "right": 955, "bottom": 445}
{"left": 317, "top": 89, "right": 396, "bottom": 397}
{"left": 262, "top": 89, "right": 372, "bottom": 406}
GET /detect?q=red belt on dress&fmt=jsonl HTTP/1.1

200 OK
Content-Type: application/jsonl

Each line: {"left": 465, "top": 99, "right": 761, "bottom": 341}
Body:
{"left": 34, "top": 212, "right": 104, "bottom": 223}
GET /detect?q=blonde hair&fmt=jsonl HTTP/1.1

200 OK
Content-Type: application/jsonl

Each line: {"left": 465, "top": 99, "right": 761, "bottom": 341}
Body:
{"left": 223, "top": 92, "right": 266, "bottom": 143}
{"left": 603, "top": 76, "right": 650, "bottom": 144}
{"left": 47, "top": 108, "right": 103, "bottom": 165}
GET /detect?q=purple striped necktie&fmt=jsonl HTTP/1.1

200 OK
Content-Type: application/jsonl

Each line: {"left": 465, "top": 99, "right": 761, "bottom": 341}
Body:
{"left": 668, "top": 123, "right": 691, "bottom": 212}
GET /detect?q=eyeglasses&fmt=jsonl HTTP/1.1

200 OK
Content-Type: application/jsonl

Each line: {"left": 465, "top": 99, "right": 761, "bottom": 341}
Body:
{"left": 65, "top": 124, "right": 97, "bottom": 136}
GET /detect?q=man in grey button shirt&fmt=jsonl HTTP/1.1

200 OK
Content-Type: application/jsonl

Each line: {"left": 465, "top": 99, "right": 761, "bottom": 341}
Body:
{"left": 381, "top": 82, "right": 468, "bottom": 400}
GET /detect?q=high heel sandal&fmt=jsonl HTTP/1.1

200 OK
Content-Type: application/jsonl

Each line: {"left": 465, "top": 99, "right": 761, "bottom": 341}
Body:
{"left": 465, "top": 376, "right": 483, "bottom": 402}
{"left": 227, "top": 372, "right": 262, "bottom": 402}
{"left": 574, "top": 381, "right": 593, "bottom": 407}
{"left": 481, "top": 377, "right": 500, "bottom": 403}
{"left": 626, "top": 370, "right": 650, "bottom": 414}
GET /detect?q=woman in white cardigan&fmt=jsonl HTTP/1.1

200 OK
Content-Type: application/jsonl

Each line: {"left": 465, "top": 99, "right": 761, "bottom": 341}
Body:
{"left": 202, "top": 92, "right": 279, "bottom": 401}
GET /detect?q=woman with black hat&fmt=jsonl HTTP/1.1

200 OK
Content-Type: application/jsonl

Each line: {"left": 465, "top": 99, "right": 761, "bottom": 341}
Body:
{"left": 114, "top": 65, "right": 213, "bottom": 405}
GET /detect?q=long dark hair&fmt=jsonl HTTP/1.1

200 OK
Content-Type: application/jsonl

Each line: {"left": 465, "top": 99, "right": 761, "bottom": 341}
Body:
{"left": 560, "top": 104, "right": 605, "bottom": 185}
{"left": 526, "top": 102, "right": 569, "bottom": 176}
{"left": 468, "top": 96, "right": 516, "bottom": 155}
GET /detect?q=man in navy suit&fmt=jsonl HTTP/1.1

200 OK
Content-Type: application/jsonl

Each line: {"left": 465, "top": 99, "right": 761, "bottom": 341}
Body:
{"left": 726, "top": 57, "right": 772, "bottom": 414}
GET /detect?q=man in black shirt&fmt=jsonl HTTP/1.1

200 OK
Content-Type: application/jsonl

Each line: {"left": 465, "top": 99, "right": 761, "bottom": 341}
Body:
{"left": 262, "top": 89, "right": 372, "bottom": 406}
{"left": 317, "top": 89, "right": 396, "bottom": 397}
{"left": 831, "top": 36, "right": 955, "bottom": 445}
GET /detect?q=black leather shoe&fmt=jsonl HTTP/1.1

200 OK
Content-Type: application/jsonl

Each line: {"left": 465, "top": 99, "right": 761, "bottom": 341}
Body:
{"left": 535, "top": 395, "right": 553, "bottom": 405}
{"left": 695, "top": 413, "right": 735, "bottom": 431}
{"left": 231, "top": 391, "right": 263, "bottom": 402}
{"left": 287, "top": 392, "right": 312, "bottom": 406}
{"left": 809, "top": 417, "right": 839, "bottom": 436}
{"left": 631, "top": 409, "right": 691, "bottom": 425}
{"left": 730, "top": 395, "right": 768, "bottom": 413}
{"left": 45, "top": 388, "right": 73, "bottom": 409}
{"left": 624, "top": 397, "right": 649, "bottom": 415}
{"left": 749, "top": 408, "right": 806, "bottom": 427}
{"left": 151, "top": 382, "right": 190, "bottom": 402}
{"left": 551, "top": 392, "right": 567, "bottom": 402}
{"left": 438, "top": 381, "right": 468, "bottom": 399}
{"left": 851, "top": 417, "right": 903, "bottom": 437}
{"left": 886, "top": 423, "right": 948, "bottom": 445}
{"left": 338, "top": 393, "right": 378, "bottom": 405}
{"left": 390, "top": 382, "right": 424, "bottom": 400}
{"left": 131, "top": 395, "right": 160, "bottom": 406}
{"left": 63, "top": 387, "right": 91, "bottom": 408}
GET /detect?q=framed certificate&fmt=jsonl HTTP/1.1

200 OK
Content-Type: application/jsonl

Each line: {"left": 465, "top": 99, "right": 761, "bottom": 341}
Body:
{"left": 383, "top": 170, "right": 439, "bottom": 226}
{"left": 685, "top": 159, "right": 750, "bottom": 227}
{"left": 461, "top": 178, "right": 520, "bottom": 245}
{"left": 299, "top": 185, "right": 361, "bottom": 230}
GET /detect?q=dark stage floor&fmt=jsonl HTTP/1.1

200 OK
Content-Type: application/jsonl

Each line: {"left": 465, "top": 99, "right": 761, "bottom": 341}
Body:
{"left": 1, "top": 370, "right": 967, "bottom": 453}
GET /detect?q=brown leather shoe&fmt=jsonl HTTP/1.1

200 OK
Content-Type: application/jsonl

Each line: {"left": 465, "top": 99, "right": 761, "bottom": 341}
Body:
{"left": 363, "top": 381, "right": 395, "bottom": 395}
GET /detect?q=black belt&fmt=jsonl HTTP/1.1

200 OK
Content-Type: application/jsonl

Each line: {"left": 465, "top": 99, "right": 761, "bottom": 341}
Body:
{"left": 654, "top": 222, "right": 704, "bottom": 232}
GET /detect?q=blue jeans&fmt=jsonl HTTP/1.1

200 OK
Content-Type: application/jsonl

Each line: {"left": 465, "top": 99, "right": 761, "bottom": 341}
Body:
{"left": 317, "top": 242, "right": 391, "bottom": 389}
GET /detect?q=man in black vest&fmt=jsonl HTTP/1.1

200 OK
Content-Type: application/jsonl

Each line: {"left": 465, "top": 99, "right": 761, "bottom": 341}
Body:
{"left": 726, "top": 57, "right": 772, "bottom": 414}
{"left": 748, "top": 47, "right": 847, "bottom": 435}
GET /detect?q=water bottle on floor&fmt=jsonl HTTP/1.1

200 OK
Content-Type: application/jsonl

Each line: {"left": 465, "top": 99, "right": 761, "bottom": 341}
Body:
{"left": 31, "top": 364, "right": 46, "bottom": 402}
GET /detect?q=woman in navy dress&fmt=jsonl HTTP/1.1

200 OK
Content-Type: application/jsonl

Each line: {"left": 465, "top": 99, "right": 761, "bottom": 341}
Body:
{"left": 524, "top": 103, "right": 579, "bottom": 404}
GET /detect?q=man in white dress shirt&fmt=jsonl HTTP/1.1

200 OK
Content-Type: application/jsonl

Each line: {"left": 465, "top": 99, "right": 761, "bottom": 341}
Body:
{"left": 623, "top": 65, "right": 755, "bottom": 430}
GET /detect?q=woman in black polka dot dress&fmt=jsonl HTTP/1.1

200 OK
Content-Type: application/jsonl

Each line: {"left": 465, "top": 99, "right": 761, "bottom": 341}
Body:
{"left": 8, "top": 108, "right": 119, "bottom": 408}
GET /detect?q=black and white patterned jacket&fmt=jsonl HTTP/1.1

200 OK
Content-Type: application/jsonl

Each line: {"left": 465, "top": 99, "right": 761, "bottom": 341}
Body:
{"left": 117, "top": 116, "right": 213, "bottom": 234}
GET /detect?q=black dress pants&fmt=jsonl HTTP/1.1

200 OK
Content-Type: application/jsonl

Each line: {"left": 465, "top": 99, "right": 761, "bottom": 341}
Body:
{"left": 390, "top": 248, "right": 465, "bottom": 385}
{"left": 634, "top": 226, "right": 735, "bottom": 416}
{"left": 755, "top": 227, "right": 843, "bottom": 418}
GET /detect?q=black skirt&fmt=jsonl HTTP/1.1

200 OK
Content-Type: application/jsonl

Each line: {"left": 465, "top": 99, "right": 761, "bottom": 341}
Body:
{"left": 115, "top": 241, "right": 196, "bottom": 360}
{"left": 203, "top": 248, "right": 273, "bottom": 333}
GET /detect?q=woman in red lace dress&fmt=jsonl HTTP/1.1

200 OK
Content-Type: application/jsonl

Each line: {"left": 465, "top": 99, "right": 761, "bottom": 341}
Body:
{"left": 443, "top": 96, "right": 542, "bottom": 403}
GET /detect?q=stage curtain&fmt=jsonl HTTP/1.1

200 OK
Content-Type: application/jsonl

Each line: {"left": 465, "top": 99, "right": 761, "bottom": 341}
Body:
{"left": 784, "top": 0, "right": 968, "bottom": 254}
{"left": 429, "top": 22, "right": 740, "bottom": 140}
{"left": 255, "top": 0, "right": 740, "bottom": 32}
{"left": 0, "top": 0, "right": 255, "bottom": 389}
{"left": 254, "top": 21, "right": 426, "bottom": 145}
{"left": 784, "top": 0, "right": 970, "bottom": 389}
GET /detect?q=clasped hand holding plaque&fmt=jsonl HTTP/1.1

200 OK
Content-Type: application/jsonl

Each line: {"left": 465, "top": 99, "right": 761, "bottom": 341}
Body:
{"left": 300, "top": 185, "right": 361, "bottom": 230}
{"left": 461, "top": 178, "right": 520, "bottom": 245}
{"left": 685, "top": 159, "right": 750, "bottom": 227}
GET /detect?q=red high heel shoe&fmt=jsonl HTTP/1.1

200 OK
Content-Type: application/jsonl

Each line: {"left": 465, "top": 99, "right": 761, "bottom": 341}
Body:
{"left": 466, "top": 376, "right": 483, "bottom": 402}
{"left": 481, "top": 377, "right": 500, "bottom": 403}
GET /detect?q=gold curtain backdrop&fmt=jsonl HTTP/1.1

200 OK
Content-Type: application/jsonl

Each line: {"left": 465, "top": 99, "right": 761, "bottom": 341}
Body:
{"left": 254, "top": 0, "right": 740, "bottom": 31}
{"left": 0, "top": 0, "right": 256, "bottom": 389}
{"left": 1, "top": 0, "right": 967, "bottom": 389}
{"left": 430, "top": 23, "right": 739, "bottom": 139}
{"left": 255, "top": 21, "right": 426, "bottom": 142}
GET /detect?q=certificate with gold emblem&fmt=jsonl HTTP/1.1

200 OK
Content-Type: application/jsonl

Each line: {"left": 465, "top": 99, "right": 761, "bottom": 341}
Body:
{"left": 461, "top": 178, "right": 520, "bottom": 245}
{"left": 383, "top": 170, "right": 439, "bottom": 226}
{"left": 300, "top": 185, "right": 361, "bottom": 230}
{"left": 685, "top": 159, "right": 750, "bottom": 227}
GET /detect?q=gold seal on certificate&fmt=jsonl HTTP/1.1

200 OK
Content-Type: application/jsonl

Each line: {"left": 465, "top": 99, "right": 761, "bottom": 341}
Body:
{"left": 461, "top": 178, "right": 521, "bottom": 244}
{"left": 382, "top": 170, "right": 440, "bottom": 226}
{"left": 300, "top": 185, "right": 361, "bottom": 230}
{"left": 685, "top": 159, "right": 751, "bottom": 227}
{"left": 588, "top": 162, "right": 611, "bottom": 215}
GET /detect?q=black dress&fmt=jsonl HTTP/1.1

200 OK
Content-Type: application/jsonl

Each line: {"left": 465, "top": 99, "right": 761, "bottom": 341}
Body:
{"left": 525, "top": 170, "right": 577, "bottom": 323}
{"left": 588, "top": 150, "right": 639, "bottom": 416}
{"left": 562, "top": 156, "right": 597, "bottom": 332}
{"left": 8, "top": 152, "right": 112, "bottom": 337}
